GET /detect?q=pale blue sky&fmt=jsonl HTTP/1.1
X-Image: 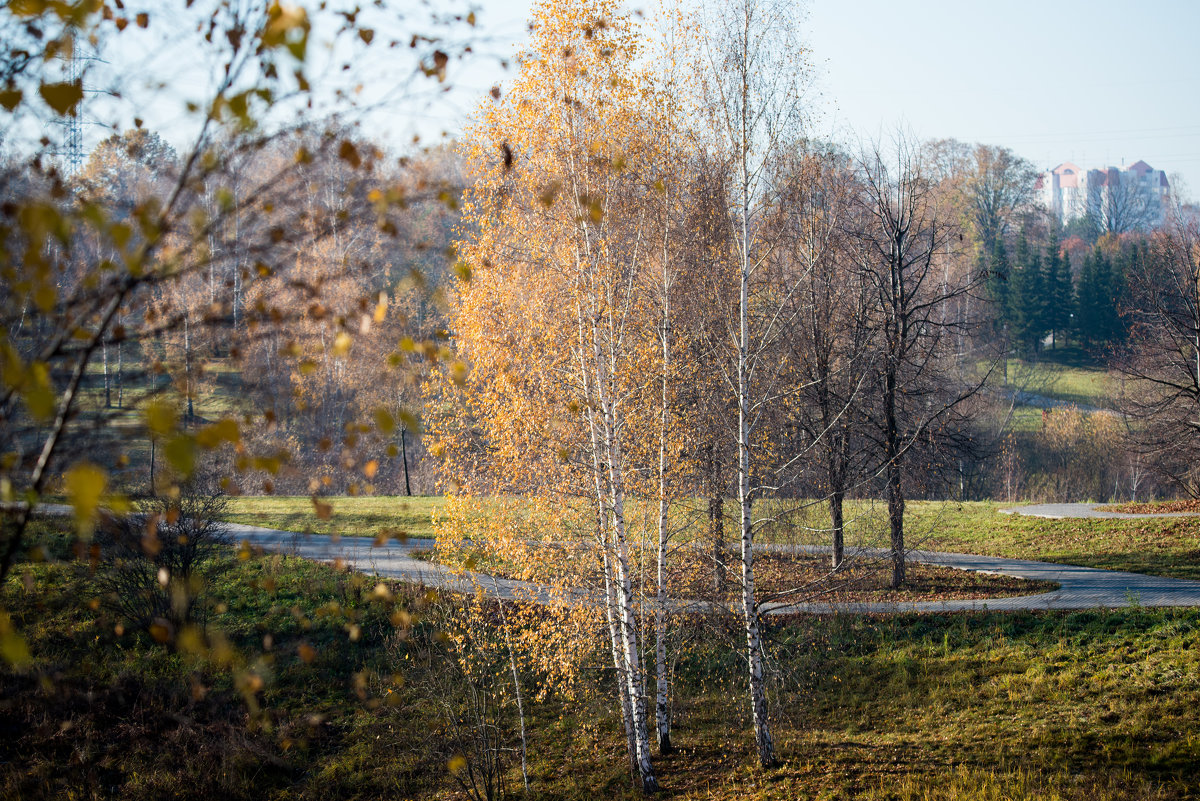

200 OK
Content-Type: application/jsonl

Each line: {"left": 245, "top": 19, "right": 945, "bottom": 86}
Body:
{"left": 456, "top": 0, "right": 1200, "bottom": 196}
{"left": 82, "top": 0, "right": 1200, "bottom": 196}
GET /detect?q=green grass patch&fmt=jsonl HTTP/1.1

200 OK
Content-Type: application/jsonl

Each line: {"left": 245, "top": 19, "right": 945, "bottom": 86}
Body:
{"left": 858, "top": 500, "right": 1200, "bottom": 581}
{"left": 724, "top": 498, "right": 1200, "bottom": 580}
{"left": 221, "top": 495, "right": 442, "bottom": 541}
{"left": 221, "top": 495, "right": 1200, "bottom": 581}
{"left": 1005, "top": 358, "right": 1115, "bottom": 409}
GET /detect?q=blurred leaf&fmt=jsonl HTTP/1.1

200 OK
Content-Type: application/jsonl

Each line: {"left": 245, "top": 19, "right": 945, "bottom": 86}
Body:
{"left": 263, "top": 2, "right": 310, "bottom": 61}
{"left": 195, "top": 418, "right": 240, "bottom": 449}
{"left": 9, "top": 0, "right": 48, "bottom": 19}
{"left": 0, "top": 612, "right": 31, "bottom": 669}
{"left": 177, "top": 625, "right": 206, "bottom": 655}
{"left": 38, "top": 80, "right": 83, "bottom": 115}
{"left": 0, "top": 89, "right": 22, "bottom": 111}
{"left": 165, "top": 434, "right": 196, "bottom": 477}
{"left": 145, "top": 400, "right": 177, "bottom": 436}
{"left": 311, "top": 497, "right": 333, "bottom": 520}
{"left": 338, "top": 140, "right": 361, "bottom": 168}
{"left": 332, "top": 331, "right": 352, "bottom": 357}
{"left": 374, "top": 407, "right": 396, "bottom": 434}
{"left": 65, "top": 463, "right": 107, "bottom": 534}
{"left": 23, "top": 362, "right": 54, "bottom": 422}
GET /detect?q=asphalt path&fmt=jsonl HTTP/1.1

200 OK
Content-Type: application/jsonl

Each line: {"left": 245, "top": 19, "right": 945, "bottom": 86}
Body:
{"left": 999, "top": 502, "right": 1200, "bottom": 520}
{"left": 226, "top": 520, "right": 1200, "bottom": 614}
{"left": 17, "top": 503, "right": 1200, "bottom": 614}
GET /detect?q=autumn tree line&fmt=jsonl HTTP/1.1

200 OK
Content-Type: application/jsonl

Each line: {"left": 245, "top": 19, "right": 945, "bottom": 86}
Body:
{"left": 3, "top": 126, "right": 461, "bottom": 497}
{"left": 5, "top": 0, "right": 1200, "bottom": 793}
{"left": 416, "top": 0, "right": 1200, "bottom": 788}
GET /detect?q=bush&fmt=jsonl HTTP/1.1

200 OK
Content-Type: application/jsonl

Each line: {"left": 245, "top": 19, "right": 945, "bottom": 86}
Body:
{"left": 91, "top": 492, "right": 231, "bottom": 637}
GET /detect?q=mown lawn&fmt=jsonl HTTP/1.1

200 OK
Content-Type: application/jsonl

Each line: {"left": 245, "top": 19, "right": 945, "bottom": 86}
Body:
{"left": 1005, "top": 358, "right": 1115, "bottom": 409}
{"left": 905, "top": 501, "right": 1200, "bottom": 581}
{"left": 758, "top": 498, "right": 1200, "bottom": 581}
{"left": 222, "top": 495, "right": 442, "bottom": 541}
{"left": 2, "top": 518, "right": 1197, "bottom": 799}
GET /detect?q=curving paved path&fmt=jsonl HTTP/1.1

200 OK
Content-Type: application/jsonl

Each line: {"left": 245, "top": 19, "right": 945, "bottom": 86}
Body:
{"left": 16, "top": 503, "right": 1200, "bottom": 613}
{"left": 999, "top": 502, "right": 1200, "bottom": 520}
{"left": 226, "top": 521, "right": 1200, "bottom": 614}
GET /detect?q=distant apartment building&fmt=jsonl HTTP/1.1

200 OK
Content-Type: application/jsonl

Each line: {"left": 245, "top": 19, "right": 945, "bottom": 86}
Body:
{"left": 1038, "top": 160, "right": 1170, "bottom": 232}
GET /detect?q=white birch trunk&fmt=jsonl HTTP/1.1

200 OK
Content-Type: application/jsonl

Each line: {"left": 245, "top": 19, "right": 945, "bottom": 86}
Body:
{"left": 736, "top": 83, "right": 775, "bottom": 768}
{"left": 115, "top": 310, "right": 123, "bottom": 408}
{"left": 102, "top": 338, "right": 110, "bottom": 408}
{"left": 654, "top": 302, "right": 672, "bottom": 755}
{"left": 578, "top": 298, "right": 638, "bottom": 776}
{"left": 592, "top": 321, "right": 657, "bottom": 793}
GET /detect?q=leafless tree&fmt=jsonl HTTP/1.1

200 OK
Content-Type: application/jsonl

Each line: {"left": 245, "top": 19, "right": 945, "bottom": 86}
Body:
{"left": 773, "top": 146, "right": 874, "bottom": 568}
{"left": 850, "top": 137, "right": 983, "bottom": 587}
{"left": 1085, "top": 167, "right": 1167, "bottom": 236}
{"left": 1115, "top": 208, "right": 1200, "bottom": 495}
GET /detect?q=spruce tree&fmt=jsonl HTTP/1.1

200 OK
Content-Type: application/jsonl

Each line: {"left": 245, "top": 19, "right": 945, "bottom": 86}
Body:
{"left": 1102, "top": 246, "right": 1131, "bottom": 345}
{"left": 1007, "top": 229, "right": 1046, "bottom": 355}
{"left": 988, "top": 238, "right": 1011, "bottom": 331}
{"left": 1028, "top": 246, "right": 1047, "bottom": 352}
{"left": 1074, "top": 248, "right": 1102, "bottom": 346}
{"left": 1044, "top": 226, "right": 1073, "bottom": 348}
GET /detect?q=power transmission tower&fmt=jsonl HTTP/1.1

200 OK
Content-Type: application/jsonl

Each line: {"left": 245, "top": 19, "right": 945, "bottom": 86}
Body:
{"left": 50, "top": 35, "right": 105, "bottom": 177}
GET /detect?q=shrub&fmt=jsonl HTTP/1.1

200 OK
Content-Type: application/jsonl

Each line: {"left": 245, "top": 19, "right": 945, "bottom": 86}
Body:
{"left": 91, "top": 491, "right": 231, "bottom": 638}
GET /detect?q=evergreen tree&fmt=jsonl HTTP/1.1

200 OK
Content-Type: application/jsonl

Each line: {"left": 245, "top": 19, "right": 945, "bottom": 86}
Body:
{"left": 988, "top": 237, "right": 1011, "bottom": 335}
{"left": 1102, "top": 245, "right": 1131, "bottom": 345}
{"left": 1008, "top": 229, "right": 1046, "bottom": 355}
{"left": 1044, "top": 226, "right": 1073, "bottom": 348}
{"left": 1074, "top": 248, "right": 1100, "bottom": 346}
{"left": 1075, "top": 244, "right": 1130, "bottom": 349}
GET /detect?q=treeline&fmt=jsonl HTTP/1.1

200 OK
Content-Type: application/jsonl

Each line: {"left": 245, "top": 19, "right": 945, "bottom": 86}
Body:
{"left": 421, "top": 0, "right": 1200, "bottom": 789}
{"left": 2, "top": 128, "right": 463, "bottom": 496}
{"left": 985, "top": 225, "right": 1145, "bottom": 357}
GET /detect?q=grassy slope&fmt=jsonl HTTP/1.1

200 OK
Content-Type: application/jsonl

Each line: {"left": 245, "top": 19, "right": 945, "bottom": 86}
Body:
{"left": 906, "top": 501, "right": 1200, "bottom": 581}
{"left": 1005, "top": 357, "right": 1115, "bottom": 409}
{"left": 1, "top": 523, "right": 455, "bottom": 800}
{"left": 3, "top": 520, "right": 1198, "bottom": 799}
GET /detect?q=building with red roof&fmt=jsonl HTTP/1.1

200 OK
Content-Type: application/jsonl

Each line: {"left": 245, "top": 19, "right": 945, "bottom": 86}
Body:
{"left": 1040, "top": 160, "right": 1169, "bottom": 232}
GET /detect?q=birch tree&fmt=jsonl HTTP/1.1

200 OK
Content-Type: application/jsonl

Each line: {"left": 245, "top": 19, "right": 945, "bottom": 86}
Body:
{"left": 445, "top": 0, "right": 678, "bottom": 789}
{"left": 697, "top": 0, "right": 809, "bottom": 768}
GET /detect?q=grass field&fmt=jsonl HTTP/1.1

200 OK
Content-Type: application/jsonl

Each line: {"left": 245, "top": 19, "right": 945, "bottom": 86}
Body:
{"left": 223, "top": 495, "right": 443, "bottom": 540}
{"left": 1005, "top": 357, "right": 1116, "bottom": 409}
{"left": 3, "top": 518, "right": 1198, "bottom": 799}
{"left": 767, "top": 499, "right": 1200, "bottom": 581}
